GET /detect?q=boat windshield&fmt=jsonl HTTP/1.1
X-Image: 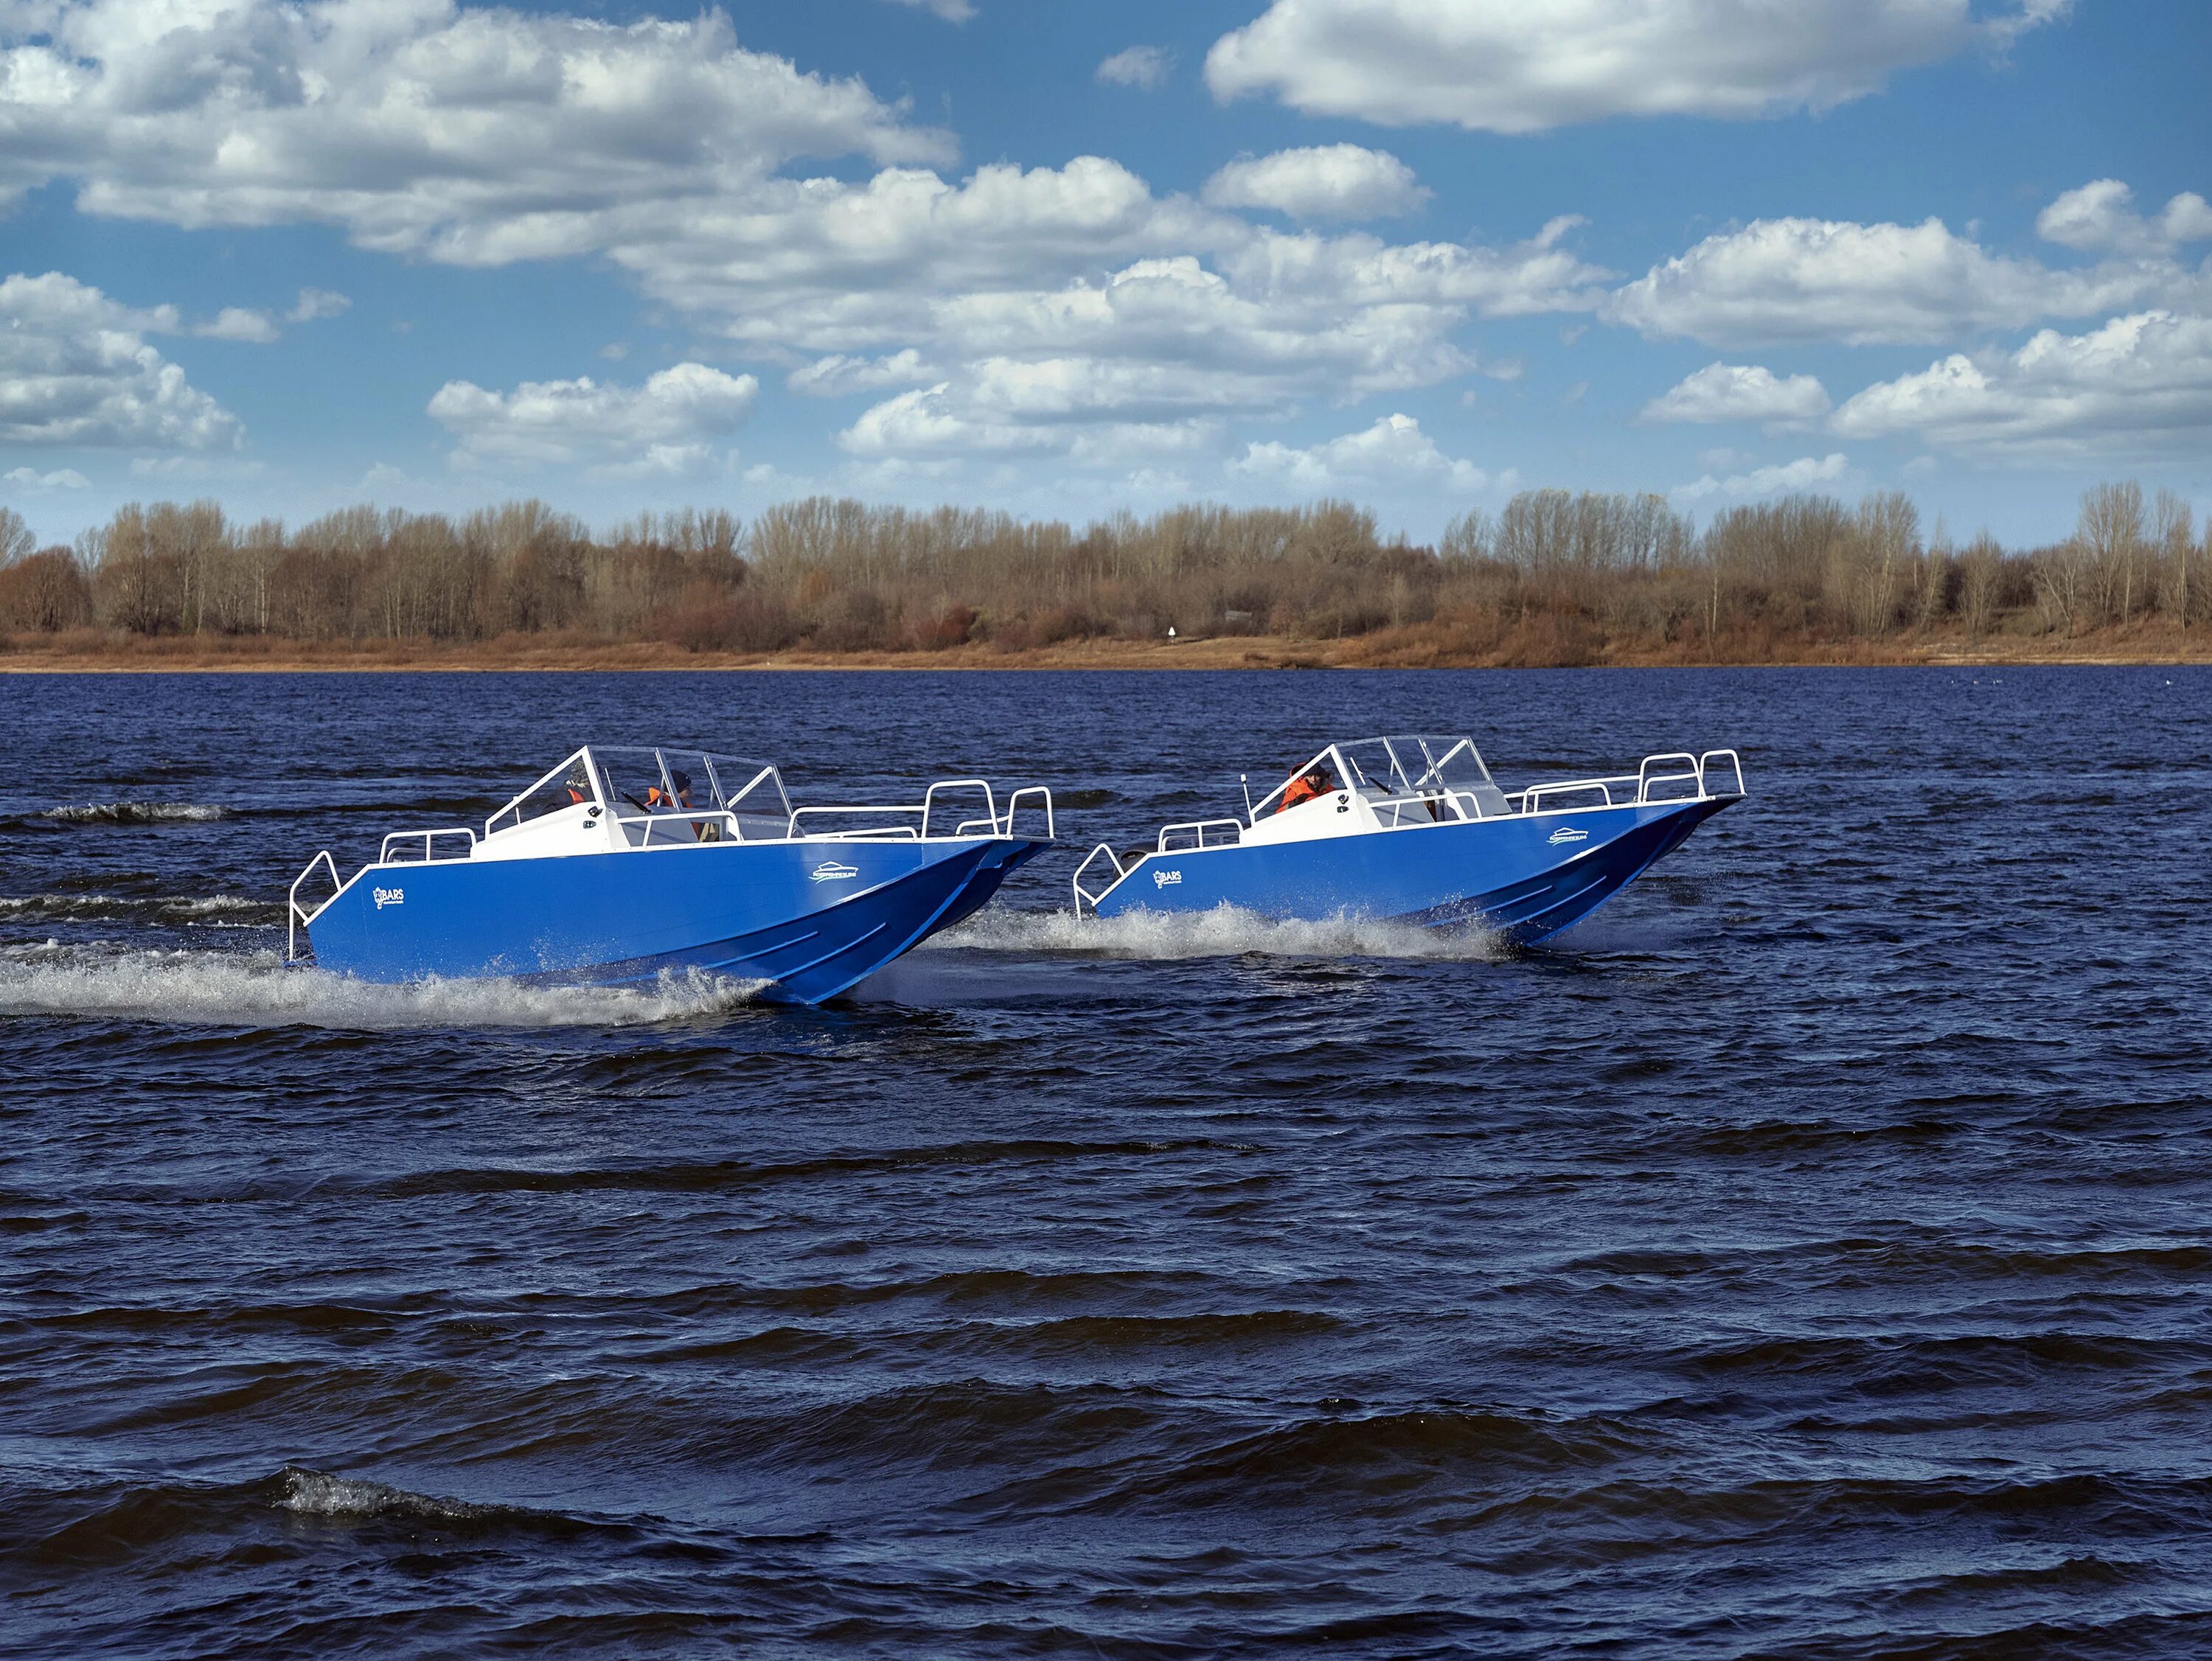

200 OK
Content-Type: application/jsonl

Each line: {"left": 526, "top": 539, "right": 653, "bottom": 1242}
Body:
{"left": 485, "top": 745, "right": 793, "bottom": 842}
{"left": 487, "top": 750, "right": 600, "bottom": 833}
{"left": 590, "top": 746, "right": 792, "bottom": 840}
{"left": 1334, "top": 736, "right": 1494, "bottom": 796}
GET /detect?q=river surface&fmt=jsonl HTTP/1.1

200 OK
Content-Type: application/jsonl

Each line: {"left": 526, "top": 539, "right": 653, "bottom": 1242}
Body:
{"left": 4, "top": 667, "right": 2210, "bottom": 1659}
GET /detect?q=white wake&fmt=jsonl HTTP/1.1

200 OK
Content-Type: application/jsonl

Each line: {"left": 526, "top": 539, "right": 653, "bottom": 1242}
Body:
{"left": 925, "top": 904, "right": 1507, "bottom": 963}
{"left": 0, "top": 941, "right": 764, "bottom": 1030}
{"left": 34, "top": 802, "right": 229, "bottom": 823}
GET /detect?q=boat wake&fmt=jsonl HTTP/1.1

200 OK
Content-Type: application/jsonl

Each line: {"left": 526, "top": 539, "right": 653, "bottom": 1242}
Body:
{"left": 0, "top": 941, "right": 765, "bottom": 1030}
{"left": 928, "top": 904, "right": 1509, "bottom": 963}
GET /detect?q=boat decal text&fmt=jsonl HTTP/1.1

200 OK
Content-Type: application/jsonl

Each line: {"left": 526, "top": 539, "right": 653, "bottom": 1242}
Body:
{"left": 372, "top": 886, "right": 406, "bottom": 910}
{"left": 1547, "top": 827, "right": 1590, "bottom": 846}
{"left": 810, "top": 861, "right": 860, "bottom": 883}
{"left": 1153, "top": 868, "right": 1182, "bottom": 888}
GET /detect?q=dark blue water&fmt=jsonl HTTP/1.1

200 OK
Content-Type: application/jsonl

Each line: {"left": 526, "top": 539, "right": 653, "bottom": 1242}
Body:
{"left": 5, "top": 668, "right": 2211, "bottom": 1659}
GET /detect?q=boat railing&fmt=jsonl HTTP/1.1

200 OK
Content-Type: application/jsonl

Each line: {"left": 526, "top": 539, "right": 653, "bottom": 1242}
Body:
{"left": 1001, "top": 785, "right": 1056, "bottom": 841}
{"left": 786, "top": 779, "right": 1054, "bottom": 843}
{"left": 1521, "top": 775, "right": 1641, "bottom": 813}
{"left": 287, "top": 849, "right": 341, "bottom": 964}
{"left": 1071, "top": 843, "right": 1127, "bottom": 916}
{"left": 1159, "top": 818, "right": 1242, "bottom": 853}
{"left": 785, "top": 805, "right": 925, "bottom": 840}
{"left": 925, "top": 779, "right": 997, "bottom": 839}
{"left": 1517, "top": 749, "right": 1747, "bottom": 815}
{"left": 380, "top": 826, "right": 479, "bottom": 865}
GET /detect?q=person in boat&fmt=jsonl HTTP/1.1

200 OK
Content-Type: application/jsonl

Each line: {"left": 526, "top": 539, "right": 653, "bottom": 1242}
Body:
{"left": 564, "top": 761, "right": 594, "bottom": 807}
{"left": 1276, "top": 761, "right": 1338, "bottom": 812}
{"left": 644, "top": 770, "right": 720, "bottom": 842}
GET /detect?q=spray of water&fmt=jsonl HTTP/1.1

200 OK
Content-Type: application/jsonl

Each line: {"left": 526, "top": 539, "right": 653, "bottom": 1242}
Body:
{"left": 927, "top": 904, "right": 1507, "bottom": 963}
{"left": 33, "top": 803, "right": 229, "bottom": 824}
{"left": 276, "top": 1466, "right": 512, "bottom": 1522}
{"left": 0, "top": 941, "right": 763, "bottom": 1030}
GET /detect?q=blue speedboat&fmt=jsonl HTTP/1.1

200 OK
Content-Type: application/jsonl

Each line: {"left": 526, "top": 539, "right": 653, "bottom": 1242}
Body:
{"left": 288, "top": 746, "right": 1053, "bottom": 1004}
{"left": 1072, "top": 734, "right": 1742, "bottom": 942}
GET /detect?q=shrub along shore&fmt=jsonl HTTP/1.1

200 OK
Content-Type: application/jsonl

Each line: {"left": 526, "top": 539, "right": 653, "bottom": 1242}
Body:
{"left": 2, "top": 484, "right": 2206, "bottom": 669}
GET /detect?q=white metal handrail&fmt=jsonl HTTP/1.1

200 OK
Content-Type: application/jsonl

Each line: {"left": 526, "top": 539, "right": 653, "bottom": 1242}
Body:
{"left": 1514, "top": 749, "right": 1748, "bottom": 816}
{"left": 1158, "top": 817, "right": 1243, "bottom": 853}
{"left": 786, "top": 779, "right": 1054, "bottom": 843}
{"left": 1002, "top": 785, "right": 1055, "bottom": 841}
{"left": 287, "top": 849, "right": 341, "bottom": 963}
{"left": 922, "top": 779, "right": 995, "bottom": 840}
{"left": 1637, "top": 752, "right": 1704, "bottom": 804}
{"left": 786, "top": 803, "right": 925, "bottom": 836}
{"left": 1520, "top": 774, "right": 1638, "bottom": 814}
{"left": 1071, "top": 843, "right": 1127, "bottom": 915}
{"left": 379, "top": 826, "right": 478, "bottom": 865}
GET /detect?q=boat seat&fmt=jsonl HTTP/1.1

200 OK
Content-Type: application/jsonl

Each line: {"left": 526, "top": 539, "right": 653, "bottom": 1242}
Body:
{"left": 1463, "top": 784, "right": 1513, "bottom": 818}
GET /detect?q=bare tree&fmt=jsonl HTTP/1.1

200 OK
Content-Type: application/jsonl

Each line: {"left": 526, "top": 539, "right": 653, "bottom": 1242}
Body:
{"left": 1959, "top": 533, "right": 2003, "bottom": 639}
{"left": 2079, "top": 481, "right": 2146, "bottom": 626}
{"left": 0, "top": 506, "right": 33, "bottom": 567}
{"left": 2155, "top": 489, "right": 2194, "bottom": 627}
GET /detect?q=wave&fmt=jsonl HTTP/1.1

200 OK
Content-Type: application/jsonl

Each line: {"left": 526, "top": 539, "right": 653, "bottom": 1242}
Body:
{"left": 32, "top": 801, "right": 229, "bottom": 824}
{"left": 0, "top": 892, "right": 280, "bottom": 926}
{"left": 0, "top": 942, "right": 762, "bottom": 1030}
{"left": 928, "top": 903, "right": 1507, "bottom": 963}
{"left": 274, "top": 1466, "right": 557, "bottom": 1528}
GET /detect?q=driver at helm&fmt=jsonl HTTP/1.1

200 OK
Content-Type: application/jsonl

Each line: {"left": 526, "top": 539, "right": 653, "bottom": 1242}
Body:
{"left": 1278, "top": 762, "right": 1338, "bottom": 812}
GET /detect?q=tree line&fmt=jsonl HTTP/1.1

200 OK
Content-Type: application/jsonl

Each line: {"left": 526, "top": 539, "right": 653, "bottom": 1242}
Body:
{"left": 0, "top": 483, "right": 2204, "bottom": 659}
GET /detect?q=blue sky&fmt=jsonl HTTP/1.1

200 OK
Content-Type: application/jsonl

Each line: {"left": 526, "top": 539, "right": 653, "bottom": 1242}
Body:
{"left": 2, "top": 0, "right": 2208, "bottom": 546}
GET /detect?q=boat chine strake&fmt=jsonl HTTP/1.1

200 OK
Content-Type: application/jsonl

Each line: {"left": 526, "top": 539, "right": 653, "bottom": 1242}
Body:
{"left": 287, "top": 746, "right": 1053, "bottom": 1005}
{"left": 1071, "top": 735, "right": 1742, "bottom": 944}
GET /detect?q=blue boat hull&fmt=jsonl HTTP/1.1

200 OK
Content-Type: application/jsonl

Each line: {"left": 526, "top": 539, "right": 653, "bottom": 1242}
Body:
{"left": 1091, "top": 798, "right": 1733, "bottom": 943}
{"left": 305, "top": 837, "right": 1048, "bottom": 1005}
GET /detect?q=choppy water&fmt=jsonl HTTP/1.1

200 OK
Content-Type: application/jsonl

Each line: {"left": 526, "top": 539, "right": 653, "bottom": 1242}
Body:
{"left": 4, "top": 667, "right": 2210, "bottom": 1659}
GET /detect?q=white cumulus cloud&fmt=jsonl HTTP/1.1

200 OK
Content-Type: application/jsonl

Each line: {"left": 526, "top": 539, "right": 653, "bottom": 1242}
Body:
{"left": 1230, "top": 413, "right": 1487, "bottom": 492}
{"left": 194, "top": 307, "right": 281, "bottom": 344}
{"left": 1, "top": 1, "right": 1623, "bottom": 468}
{"left": 427, "top": 362, "right": 759, "bottom": 476}
{"left": 0, "top": 0, "right": 952, "bottom": 260}
{"left": 2, "top": 465, "right": 92, "bottom": 492}
{"left": 0, "top": 271, "right": 242, "bottom": 450}
{"left": 1829, "top": 310, "right": 2212, "bottom": 458}
{"left": 288, "top": 288, "right": 351, "bottom": 324}
{"left": 1206, "top": 0, "right": 2068, "bottom": 133}
{"left": 1642, "top": 362, "right": 1832, "bottom": 425}
{"left": 2036, "top": 179, "right": 2212, "bottom": 256}
{"left": 787, "top": 349, "right": 939, "bottom": 397}
{"left": 1096, "top": 46, "right": 1173, "bottom": 88}
{"left": 1202, "top": 145, "right": 1428, "bottom": 223}
{"left": 1607, "top": 215, "right": 2189, "bottom": 347}
{"left": 1672, "top": 452, "right": 1851, "bottom": 501}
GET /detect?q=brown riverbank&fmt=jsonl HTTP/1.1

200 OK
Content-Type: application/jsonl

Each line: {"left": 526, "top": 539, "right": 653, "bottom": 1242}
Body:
{"left": 6, "top": 623, "right": 2210, "bottom": 672}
